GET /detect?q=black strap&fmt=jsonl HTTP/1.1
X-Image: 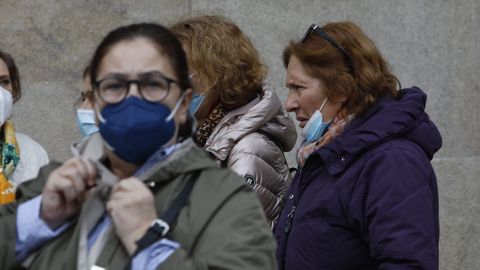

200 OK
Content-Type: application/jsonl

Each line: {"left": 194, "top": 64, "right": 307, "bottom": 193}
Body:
{"left": 123, "top": 171, "right": 199, "bottom": 270}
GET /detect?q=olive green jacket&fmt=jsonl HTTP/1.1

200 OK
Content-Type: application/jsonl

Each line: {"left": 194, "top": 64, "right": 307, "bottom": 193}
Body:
{"left": 0, "top": 138, "right": 277, "bottom": 269}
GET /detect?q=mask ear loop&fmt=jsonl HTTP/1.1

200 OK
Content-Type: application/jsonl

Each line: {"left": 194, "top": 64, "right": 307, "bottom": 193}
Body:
{"left": 166, "top": 92, "right": 187, "bottom": 122}
{"left": 319, "top": 97, "right": 328, "bottom": 112}
{"left": 91, "top": 92, "right": 115, "bottom": 151}
{"left": 93, "top": 93, "right": 107, "bottom": 124}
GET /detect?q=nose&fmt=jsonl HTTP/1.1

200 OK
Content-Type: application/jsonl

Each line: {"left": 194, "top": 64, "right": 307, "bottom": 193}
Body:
{"left": 284, "top": 91, "right": 299, "bottom": 112}
{"left": 80, "top": 91, "right": 94, "bottom": 110}
{"left": 127, "top": 81, "right": 142, "bottom": 98}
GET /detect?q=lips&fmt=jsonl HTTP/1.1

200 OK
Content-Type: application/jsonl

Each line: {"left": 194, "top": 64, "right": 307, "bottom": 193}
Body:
{"left": 296, "top": 117, "right": 308, "bottom": 128}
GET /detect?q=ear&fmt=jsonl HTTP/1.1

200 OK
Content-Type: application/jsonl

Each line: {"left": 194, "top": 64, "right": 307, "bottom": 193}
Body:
{"left": 331, "top": 94, "right": 348, "bottom": 103}
{"left": 177, "top": 88, "right": 193, "bottom": 125}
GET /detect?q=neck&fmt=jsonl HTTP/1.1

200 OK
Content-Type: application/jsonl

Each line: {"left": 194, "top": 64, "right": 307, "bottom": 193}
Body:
{"left": 105, "top": 148, "right": 138, "bottom": 179}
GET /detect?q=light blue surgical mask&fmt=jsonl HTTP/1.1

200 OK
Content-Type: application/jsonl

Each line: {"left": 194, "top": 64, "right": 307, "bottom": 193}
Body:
{"left": 189, "top": 92, "right": 205, "bottom": 115}
{"left": 301, "top": 98, "right": 331, "bottom": 143}
{"left": 76, "top": 108, "right": 99, "bottom": 137}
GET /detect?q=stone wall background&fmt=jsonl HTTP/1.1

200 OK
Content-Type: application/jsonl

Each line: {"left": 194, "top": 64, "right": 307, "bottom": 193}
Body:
{"left": 0, "top": 0, "right": 478, "bottom": 268}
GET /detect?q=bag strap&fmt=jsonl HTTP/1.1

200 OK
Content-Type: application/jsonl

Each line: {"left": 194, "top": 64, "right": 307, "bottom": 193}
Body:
{"left": 123, "top": 170, "right": 200, "bottom": 270}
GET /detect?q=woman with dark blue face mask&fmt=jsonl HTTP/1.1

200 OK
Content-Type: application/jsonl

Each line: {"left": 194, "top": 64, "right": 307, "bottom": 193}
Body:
{"left": 2, "top": 23, "right": 276, "bottom": 270}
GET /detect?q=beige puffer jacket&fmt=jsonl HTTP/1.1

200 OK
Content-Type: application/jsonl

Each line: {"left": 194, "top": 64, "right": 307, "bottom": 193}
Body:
{"left": 204, "top": 85, "right": 297, "bottom": 226}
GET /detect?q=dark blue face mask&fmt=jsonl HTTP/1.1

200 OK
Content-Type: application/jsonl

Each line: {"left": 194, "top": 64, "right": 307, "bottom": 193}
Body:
{"left": 98, "top": 96, "right": 181, "bottom": 165}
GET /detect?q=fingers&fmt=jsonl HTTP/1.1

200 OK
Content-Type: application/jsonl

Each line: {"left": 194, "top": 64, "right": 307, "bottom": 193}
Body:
{"left": 106, "top": 177, "right": 157, "bottom": 253}
{"left": 107, "top": 177, "right": 154, "bottom": 210}
{"left": 110, "top": 177, "right": 144, "bottom": 198}
{"left": 81, "top": 158, "right": 97, "bottom": 188}
{"left": 70, "top": 157, "right": 97, "bottom": 188}
{"left": 44, "top": 157, "right": 98, "bottom": 203}
{"left": 51, "top": 170, "right": 84, "bottom": 202}
{"left": 41, "top": 157, "right": 98, "bottom": 228}
{"left": 111, "top": 177, "right": 143, "bottom": 192}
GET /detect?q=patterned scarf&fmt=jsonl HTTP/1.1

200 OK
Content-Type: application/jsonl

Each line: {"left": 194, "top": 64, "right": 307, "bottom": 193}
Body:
{"left": 193, "top": 104, "right": 227, "bottom": 147}
{"left": 297, "top": 114, "right": 354, "bottom": 168}
{"left": 0, "top": 120, "right": 20, "bottom": 204}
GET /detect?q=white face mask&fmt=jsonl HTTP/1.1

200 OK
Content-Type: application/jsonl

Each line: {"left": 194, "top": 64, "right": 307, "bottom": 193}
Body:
{"left": 0, "top": 86, "right": 13, "bottom": 125}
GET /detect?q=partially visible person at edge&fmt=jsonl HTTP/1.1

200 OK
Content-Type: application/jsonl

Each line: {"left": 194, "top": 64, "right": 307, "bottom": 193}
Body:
{"left": 170, "top": 15, "right": 297, "bottom": 227}
{"left": 274, "top": 21, "right": 441, "bottom": 269}
{"left": 75, "top": 66, "right": 99, "bottom": 138}
{"left": 0, "top": 50, "right": 49, "bottom": 204}
{"left": 0, "top": 23, "right": 276, "bottom": 269}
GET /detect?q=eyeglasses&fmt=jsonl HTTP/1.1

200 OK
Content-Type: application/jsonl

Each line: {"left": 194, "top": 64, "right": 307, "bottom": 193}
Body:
{"left": 93, "top": 71, "right": 179, "bottom": 104}
{"left": 302, "top": 24, "right": 354, "bottom": 73}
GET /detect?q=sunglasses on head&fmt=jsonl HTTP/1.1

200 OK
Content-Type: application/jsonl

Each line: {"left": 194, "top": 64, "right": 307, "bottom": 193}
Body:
{"left": 302, "top": 24, "right": 354, "bottom": 73}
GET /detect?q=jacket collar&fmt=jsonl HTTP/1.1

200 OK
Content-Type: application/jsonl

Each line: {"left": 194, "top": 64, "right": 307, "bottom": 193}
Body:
{"left": 139, "top": 139, "right": 218, "bottom": 183}
{"left": 205, "top": 84, "right": 297, "bottom": 160}
{"left": 71, "top": 134, "right": 218, "bottom": 185}
{"left": 311, "top": 87, "right": 442, "bottom": 175}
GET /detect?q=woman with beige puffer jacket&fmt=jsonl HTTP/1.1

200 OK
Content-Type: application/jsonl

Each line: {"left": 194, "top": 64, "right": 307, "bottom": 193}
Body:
{"left": 203, "top": 85, "right": 296, "bottom": 226}
{"left": 171, "top": 15, "right": 297, "bottom": 226}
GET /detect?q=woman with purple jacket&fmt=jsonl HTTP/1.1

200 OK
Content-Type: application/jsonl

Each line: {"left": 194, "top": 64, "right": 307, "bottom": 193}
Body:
{"left": 274, "top": 21, "right": 441, "bottom": 269}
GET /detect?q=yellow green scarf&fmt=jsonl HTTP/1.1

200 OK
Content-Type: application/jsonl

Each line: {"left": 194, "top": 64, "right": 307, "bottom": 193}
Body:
{"left": 0, "top": 120, "right": 20, "bottom": 204}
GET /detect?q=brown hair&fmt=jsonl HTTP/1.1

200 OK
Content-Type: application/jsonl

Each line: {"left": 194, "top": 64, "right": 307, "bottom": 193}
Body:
{"left": 82, "top": 65, "right": 90, "bottom": 79}
{"left": 171, "top": 15, "right": 266, "bottom": 110}
{"left": 89, "top": 23, "right": 192, "bottom": 92}
{"left": 283, "top": 21, "right": 399, "bottom": 116}
{"left": 0, "top": 50, "right": 22, "bottom": 103}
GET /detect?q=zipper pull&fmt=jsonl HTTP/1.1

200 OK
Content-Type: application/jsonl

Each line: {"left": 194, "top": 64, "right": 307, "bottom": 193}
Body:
{"left": 284, "top": 206, "right": 296, "bottom": 233}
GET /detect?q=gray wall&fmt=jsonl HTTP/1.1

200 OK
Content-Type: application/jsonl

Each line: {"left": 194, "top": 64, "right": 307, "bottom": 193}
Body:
{"left": 0, "top": 0, "right": 478, "bottom": 269}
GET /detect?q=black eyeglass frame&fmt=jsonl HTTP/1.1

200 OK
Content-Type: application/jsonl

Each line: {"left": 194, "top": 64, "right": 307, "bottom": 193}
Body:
{"left": 302, "top": 24, "right": 354, "bottom": 73}
{"left": 92, "top": 73, "right": 179, "bottom": 105}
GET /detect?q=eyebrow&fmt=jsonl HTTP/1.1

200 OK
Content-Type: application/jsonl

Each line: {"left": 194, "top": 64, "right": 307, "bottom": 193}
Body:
{"left": 98, "top": 71, "right": 166, "bottom": 81}
{"left": 285, "top": 79, "right": 308, "bottom": 88}
{"left": 0, "top": 75, "right": 10, "bottom": 80}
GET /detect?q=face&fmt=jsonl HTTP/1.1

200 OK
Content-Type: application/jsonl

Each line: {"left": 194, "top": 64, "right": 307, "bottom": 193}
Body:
{"left": 0, "top": 59, "right": 13, "bottom": 93}
{"left": 183, "top": 50, "right": 217, "bottom": 122}
{"left": 79, "top": 74, "right": 94, "bottom": 110}
{"left": 284, "top": 55, "right": 343, "bottom": 128}
{"left": 95, "top": 38, "right": 192, "bottom": 127}
{"left": 187, "top": 69, "right": 215, "bottom": 122}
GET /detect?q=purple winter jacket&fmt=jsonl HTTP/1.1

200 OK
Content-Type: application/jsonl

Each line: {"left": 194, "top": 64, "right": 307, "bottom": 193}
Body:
{"left": 274, "top": 87, "right": 442, "bottom": 270}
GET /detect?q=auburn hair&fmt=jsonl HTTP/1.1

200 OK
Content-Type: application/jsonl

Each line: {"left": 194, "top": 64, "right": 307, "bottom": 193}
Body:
{"left": 283, "top": 21, "right": 399, "bottom": 116}
{"left": 171, "top": 15, "right": 266, "bottom": 110}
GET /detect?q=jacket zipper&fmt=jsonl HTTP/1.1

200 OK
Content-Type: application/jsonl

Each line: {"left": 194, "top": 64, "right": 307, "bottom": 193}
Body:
{"left": 283, "top": 167, "right": 303, "bottom": 234}
{"left": 279, "top": 167, "right": 303, "bottom": 270}
{"left": 284, "top": 206, "right": 296, "bottom": 233}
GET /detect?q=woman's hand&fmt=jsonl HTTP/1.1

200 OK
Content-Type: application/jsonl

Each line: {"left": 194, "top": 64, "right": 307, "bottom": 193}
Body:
{"left": 107, "top": 177, "right": 157, "bottom": 255}
{"left": 41, "top": 157, "right": 97, "bottom": 229}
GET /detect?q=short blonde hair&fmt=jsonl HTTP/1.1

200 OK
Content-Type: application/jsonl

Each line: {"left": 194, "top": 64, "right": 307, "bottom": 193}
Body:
{"left": 171, "top": 15, "right": 266, "bottom": 109}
